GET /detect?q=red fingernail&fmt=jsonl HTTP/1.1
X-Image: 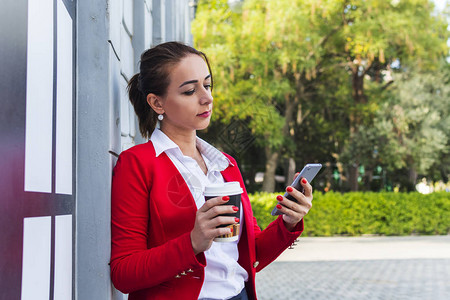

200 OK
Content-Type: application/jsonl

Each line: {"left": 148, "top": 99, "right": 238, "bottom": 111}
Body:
{"left": 232, "top": 206, "right": 239, "bottom": 211}
{"left": 302, "top": 178, "right": 307, "bottom": 184}
{"left": 276, "top": 195, "right": 283, "bottom": 201}
{"left": 276, "top": 204, "right": 282, "bottom": 209}
{"left": 235, "top": 218, "right": 240, "bottom": 223}
{"left": 222, "top": 196, "right": 230, "bottom": 201}
{"left": 295, "top": 172, "right": 300, "bottom": 176}
{"left": 286, "top": 186, "right": 293, "bottom": 192}
{"left": 230, "top": 227, "right": 233, "bottom": 233}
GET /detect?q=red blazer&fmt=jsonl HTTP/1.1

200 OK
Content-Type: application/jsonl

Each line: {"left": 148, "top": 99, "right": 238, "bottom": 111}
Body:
{"left": 110, "top": 141, "right": 303, "bottom": 300}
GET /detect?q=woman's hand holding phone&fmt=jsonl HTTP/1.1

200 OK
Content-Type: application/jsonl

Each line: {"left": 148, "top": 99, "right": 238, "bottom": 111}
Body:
{"left": 276, "top": 174, "right": 313, "bottom": 231}
{"left": 271, "top": 163, "right": 321, "bottom": 218}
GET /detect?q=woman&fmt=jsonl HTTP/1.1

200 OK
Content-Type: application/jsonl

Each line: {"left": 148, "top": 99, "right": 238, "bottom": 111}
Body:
{"left": 110, "top": 42, "right": 313, "bottom": 300}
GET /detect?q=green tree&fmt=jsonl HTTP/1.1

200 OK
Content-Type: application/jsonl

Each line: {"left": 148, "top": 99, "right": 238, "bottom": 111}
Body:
{"left": 373, "top": 64, "right": 449, "bottom": 189}
{"left": 332, "top": 0, "right": 449, "bottom": 190}
{"left": 192, "top": 0, "right": 449, "bottom": 191}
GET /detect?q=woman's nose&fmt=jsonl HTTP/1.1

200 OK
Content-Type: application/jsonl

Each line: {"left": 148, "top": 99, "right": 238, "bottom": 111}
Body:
{"left": 200, "top": 89, "right": 213, "bottom": 105}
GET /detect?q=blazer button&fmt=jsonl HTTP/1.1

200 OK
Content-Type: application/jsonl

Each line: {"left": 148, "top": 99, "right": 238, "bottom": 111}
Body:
{"left": 175, "top": 274, "right": 181, "bottom": 279}
{"left": 181, "top": 271, "right": 187, "bottom": 276}
{"left": 253, "top": 261, "right": 259, "bottom": 268}
{"left": 187, "top": 269, "right": 194, "bottom": 273}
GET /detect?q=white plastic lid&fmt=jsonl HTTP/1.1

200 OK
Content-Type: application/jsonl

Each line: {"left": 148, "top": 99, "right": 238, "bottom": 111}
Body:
{"left": 204, "top": 181, "right": 243, "bottom": 197}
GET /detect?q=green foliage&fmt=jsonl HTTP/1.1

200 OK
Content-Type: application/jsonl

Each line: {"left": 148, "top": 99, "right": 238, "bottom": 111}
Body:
{"left": 376, "top": 67, "right": 450, "bottom": 174}
{"left": 193, "top": 0, "right": 450, "bottom": 191}
{"left": 342, "top": 64, "right": 450, "bottom": 188}
{"left": 249, "top": 191, "right": 450, "bottom": 236}
{"left": 247, "top": 192, "right": 279, "bottom": 231}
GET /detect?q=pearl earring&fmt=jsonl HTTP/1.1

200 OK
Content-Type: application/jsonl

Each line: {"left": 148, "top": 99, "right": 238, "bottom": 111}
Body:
{"left": 158, "top": 114, "right": 164, "bottom": 121}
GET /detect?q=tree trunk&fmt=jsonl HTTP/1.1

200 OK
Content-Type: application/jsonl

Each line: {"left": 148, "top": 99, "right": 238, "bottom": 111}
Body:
{"left": 352, "top": 68, "right": 367, "bottom": 104}
{"left": 408, "top": 168, "right": 418, "bottom": 190}
{"left": 262, "top": 147, "right": 279, "bottom": 192}
{"left": 364, "top": 167, "right": 373, "bottom": 191}
{"left": 286, "top": 157, "right": 296, "bottom": 187}
{"left": 283, "top": 94, "right": 297, "bottom": 189}
{"left": 262, "top": 92, "right": 297, "bottom": 192}
{"left": 347, "top": 70, "right": 367, "bottom": 191}
{"left": 348, "top": 163, "right": 359, "bottom": 191}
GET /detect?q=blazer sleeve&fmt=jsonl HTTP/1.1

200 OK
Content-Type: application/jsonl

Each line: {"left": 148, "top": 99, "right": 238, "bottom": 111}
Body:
{"left": 110, "top": 150, "right": 206, "bottom": 294}
{"left": 254, "top": 215, "right": 303, "bottom": 272}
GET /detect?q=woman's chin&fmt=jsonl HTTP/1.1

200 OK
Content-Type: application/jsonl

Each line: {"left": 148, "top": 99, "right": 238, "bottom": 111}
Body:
{"left": 197, "top": 119, "right": 211, "bottom": 130}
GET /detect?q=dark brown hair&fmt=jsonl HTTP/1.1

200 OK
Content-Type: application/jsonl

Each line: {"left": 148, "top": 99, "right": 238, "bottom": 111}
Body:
{"left": 128, "top": 41, "right": 213, "bottom": 139}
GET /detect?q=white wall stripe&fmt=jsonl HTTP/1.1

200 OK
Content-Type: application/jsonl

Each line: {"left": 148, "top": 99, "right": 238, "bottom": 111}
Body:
{"left": 21, "top": 216, "right": 52, "bottom": 300}
{"left": 54, "top": 215, "right": 73, "bottom": 300}
{"left": 24, "top": 0, "right": 54, "bottom": 193}
{"left": 120, "top": 26, "right": 134, "bottom": 81}
{"left": 55, "top": 0, "right": 73, "bottom": 195}
{"left": 144, "top": 0, "right": 152, "bottom": 48}
{"left": 123, "top": 0, "right": 134, "bottom": 36}
{"left": 120, "top": 75, "right": 130, "bottom": 137}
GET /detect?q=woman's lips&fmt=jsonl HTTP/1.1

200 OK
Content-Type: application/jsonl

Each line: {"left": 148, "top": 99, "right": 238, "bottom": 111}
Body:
{"left": 197, "top": 111, "right": 211, "bottom": 118}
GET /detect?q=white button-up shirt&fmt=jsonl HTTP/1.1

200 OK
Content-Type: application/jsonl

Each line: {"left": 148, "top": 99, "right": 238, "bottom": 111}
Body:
{"left": 150, "top": 129, "right": 248, "bottom": 300}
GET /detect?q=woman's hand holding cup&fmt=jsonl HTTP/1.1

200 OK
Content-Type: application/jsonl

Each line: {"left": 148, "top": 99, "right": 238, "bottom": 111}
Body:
{"left": 191, "top": 182, "right": 243, "bottom": 255}
{"left": 190, "top": 195, "right": 239, "bottom": 255}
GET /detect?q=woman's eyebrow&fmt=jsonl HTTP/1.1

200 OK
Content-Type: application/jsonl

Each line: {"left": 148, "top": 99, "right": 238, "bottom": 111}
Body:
{"left": 179, "top": 74, "right": 211, "bottom": 88}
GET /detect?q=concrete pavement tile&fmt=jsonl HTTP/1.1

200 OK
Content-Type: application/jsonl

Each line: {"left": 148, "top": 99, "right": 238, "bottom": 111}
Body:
{"left": 256, "top": 259, "right": 450, "bottom": 300}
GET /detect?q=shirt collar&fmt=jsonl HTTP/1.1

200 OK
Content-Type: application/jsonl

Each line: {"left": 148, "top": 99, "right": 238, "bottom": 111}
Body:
{"left": 150, "top": 128, "right": 180, "bottom": 157}
{"left": 150, "top": 129, "right": 233, "bottom": 171}
{"left": 196, "top": 136, "right": 234, "bottom": 171}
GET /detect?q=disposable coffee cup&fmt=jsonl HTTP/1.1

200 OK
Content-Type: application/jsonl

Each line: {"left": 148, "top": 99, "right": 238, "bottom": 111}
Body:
{"left": 204, "top": 182, "right": 243, "bottom": 242}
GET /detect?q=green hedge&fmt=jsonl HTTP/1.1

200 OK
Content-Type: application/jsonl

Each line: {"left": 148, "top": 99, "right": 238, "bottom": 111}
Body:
{"left": 249, "top": 191, "right": 450, "bottom": 236}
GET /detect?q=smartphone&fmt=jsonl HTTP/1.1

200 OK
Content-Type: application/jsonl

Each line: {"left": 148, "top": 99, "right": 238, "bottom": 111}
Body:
{"left": 271, "top": 163, "right": 322, "bottom": 216}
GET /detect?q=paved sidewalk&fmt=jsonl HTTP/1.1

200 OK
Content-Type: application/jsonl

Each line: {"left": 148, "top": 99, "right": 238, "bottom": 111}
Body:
{"left": 255, "top": 235, "right": 450, "bottom": 300}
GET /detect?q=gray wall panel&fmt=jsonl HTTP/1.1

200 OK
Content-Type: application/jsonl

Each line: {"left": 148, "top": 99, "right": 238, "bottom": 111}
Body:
{"left": 76, "top": 0, "right": 113, "bottom": 299}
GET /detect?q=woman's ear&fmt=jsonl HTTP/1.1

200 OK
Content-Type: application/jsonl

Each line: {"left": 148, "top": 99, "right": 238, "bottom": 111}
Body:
{"left": 146, "top": 93, "right": 164, "bottom": 115}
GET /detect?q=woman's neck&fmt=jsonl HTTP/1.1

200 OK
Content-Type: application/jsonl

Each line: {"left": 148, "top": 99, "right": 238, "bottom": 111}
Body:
{"left": 160, "top": 125, "right": 198, "bottom": 158}
{"left": 160, "top": 124, "right": 208, "bottom": 174}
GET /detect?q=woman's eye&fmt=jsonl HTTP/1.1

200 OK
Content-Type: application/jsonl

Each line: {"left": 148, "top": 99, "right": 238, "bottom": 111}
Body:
{"left": 183, "top": 89, "right": 195, "bottom": 95}
{"left": 204, "top": 84, "right": 211, "bottom": 90}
